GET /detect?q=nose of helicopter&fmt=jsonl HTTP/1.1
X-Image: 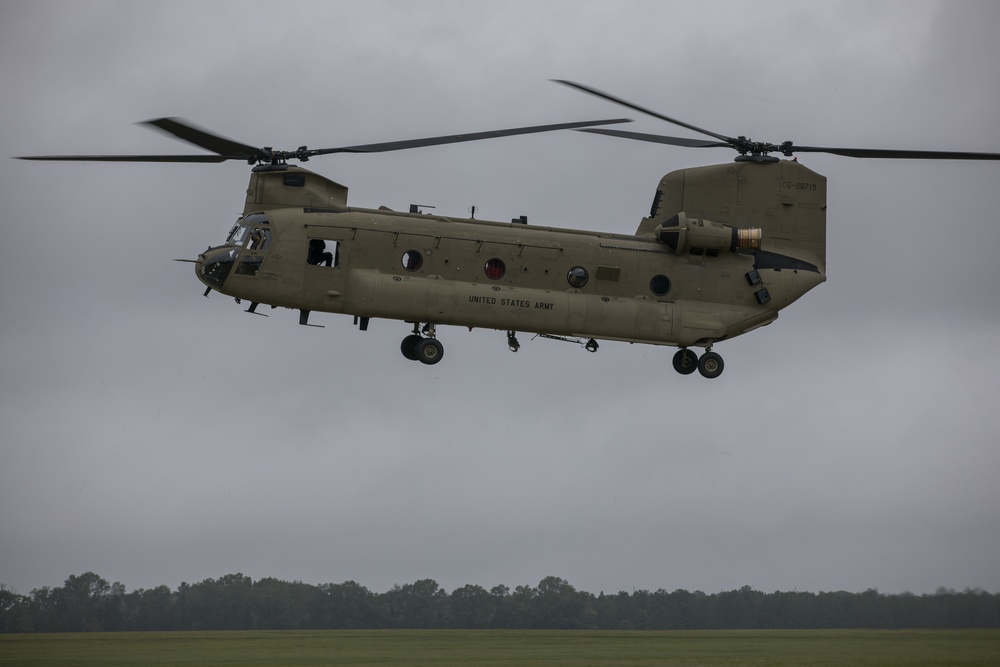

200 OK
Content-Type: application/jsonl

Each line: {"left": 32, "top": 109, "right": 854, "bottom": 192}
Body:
{"left": 195, "top": 246, "right": 238, "bottom": 290}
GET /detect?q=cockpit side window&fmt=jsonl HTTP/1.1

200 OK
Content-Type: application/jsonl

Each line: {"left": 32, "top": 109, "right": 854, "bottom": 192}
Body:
{"left": 248, "top": 227, "right": 272, "bottom": 251}
{"left": 234, "top": 225, "right": 272, "bottom": 276}
{"left": 307, "top": 238, "right": 339, "bottom": 267}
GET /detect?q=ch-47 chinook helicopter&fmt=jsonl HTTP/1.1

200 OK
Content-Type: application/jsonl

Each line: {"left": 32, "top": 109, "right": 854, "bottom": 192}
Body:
{"left": 20, "top": 81, "right": 1000, "bottom": 378}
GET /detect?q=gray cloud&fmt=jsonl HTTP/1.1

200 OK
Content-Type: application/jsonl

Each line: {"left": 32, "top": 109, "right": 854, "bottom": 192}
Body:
{"left": 1, "top": 0, "right": 998, "bottom": 597}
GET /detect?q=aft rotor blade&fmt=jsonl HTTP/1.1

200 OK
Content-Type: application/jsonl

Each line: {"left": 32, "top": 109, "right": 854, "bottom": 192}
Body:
{"left": 785, "top": 144, "right": 1000, "bottom": 160}
{"left": 577, "top": 127, "right": 730, "bottom": 149}
{"left": 143, "top": 117, "right": 265, "bottom": 160}
{"left": 553, "top": 80, "right": 736, "bottom": 144}
{"left": 306, "top": 118, "right": 632, "bottom": 156}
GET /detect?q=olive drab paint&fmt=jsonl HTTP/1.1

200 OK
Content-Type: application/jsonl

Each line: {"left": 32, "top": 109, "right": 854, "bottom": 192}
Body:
{"left": 195, "top": 159, "right": 826, "bottom": 377}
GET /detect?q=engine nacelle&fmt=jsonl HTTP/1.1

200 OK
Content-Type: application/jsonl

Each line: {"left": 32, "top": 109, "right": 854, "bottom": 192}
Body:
{"left": 655, "top": 212, "right": 761, "bottom": 255}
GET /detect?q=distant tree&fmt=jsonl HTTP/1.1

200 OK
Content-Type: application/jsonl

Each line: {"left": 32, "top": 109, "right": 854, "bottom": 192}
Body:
{"left": 449, "top": 584, "right": 496, "bottom": 628}
{"left": 532, "top": 576, "right": 595, "bottom": 629}
{"left": 665, "top": 589, "right": 700, "bottom": 629}
{"left": 594, "top": 590, "right": 631, "bottom": 630}
{"left": 0, "top": 586, "right": 25, "bottom": 633}
{"left": 383, "top": 579, "right": 448, "bottom": 628}
{"left": 49, "top": 572, "right": 123, "bottom": 632}
{"left": 714, "top": 585, "right": 765, "bottom": 628}
{"left": 127, "top": 585, "right": 178, "bottom": 631}
{"left": 252, "top": 578, "right": 320, "bottom": 629}
{"left": 620, "top": 589, "right": 653, "bottom": 629}
{"left": 319, "top": 580, "right": 385, "bottom": 628}
{"left": 503, "top": 585, "right": 538, "bottom": 629}
{"left": 488, "top": 584, "right": 517, "bottom": 628}
{"left": 180, "top": 574, "right": 253, "bottom": 630}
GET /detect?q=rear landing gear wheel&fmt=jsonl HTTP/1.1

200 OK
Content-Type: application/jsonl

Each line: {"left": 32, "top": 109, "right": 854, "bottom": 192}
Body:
{"left": 672, "top": 348, "right": 699, "bottom": 375}
{"left": 416, "top": 338, "right": 444, "bottom": 365}
{"left": 401, "top": 334, "right": 422, "bottom": 361}
{"left": 698, "top": 351, "right": 724, "bottom": 379}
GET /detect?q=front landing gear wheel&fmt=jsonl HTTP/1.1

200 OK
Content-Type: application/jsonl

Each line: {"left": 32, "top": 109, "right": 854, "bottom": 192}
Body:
{"left": 416, "top": 338, "right": 444, "bottom": 365}
{"left": 401, "top": 334, "right": 422, "bottom": 361}
{"left": 672, "top": 348, "right": 699, "bottom": 375}
{"left": 698, "top": 351, "right": 724, "bottom": 379}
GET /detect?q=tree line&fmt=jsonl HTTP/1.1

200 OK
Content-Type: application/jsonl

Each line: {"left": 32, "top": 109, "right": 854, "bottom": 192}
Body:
{"left": 1, "top": 572, "right": 997, "bottom": 633}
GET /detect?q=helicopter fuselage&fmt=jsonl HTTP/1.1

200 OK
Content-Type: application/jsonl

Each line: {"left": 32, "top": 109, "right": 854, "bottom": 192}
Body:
{"left": 195, "top": 159, "right": 826, "bottom": 373}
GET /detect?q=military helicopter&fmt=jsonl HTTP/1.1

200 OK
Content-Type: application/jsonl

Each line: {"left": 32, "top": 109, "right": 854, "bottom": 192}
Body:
{"left": 19, "top": 81, "right": 1000, "bottom": 378}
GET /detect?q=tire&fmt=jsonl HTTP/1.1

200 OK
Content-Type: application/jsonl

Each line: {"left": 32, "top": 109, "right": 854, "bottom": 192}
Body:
{"left": 698, "top": 351, "right": 724, "bottom": 379}
{"left": 416, "top": 338, "right": 444, "bottom": 365}
{"left": 672, "top": 348, "right": 699, "bottom": 375}
{"left": 401, "top": 334, "right": 422, "bottom": 361}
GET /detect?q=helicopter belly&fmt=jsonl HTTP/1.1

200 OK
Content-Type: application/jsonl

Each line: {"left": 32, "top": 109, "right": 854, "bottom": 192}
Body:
{"left": 372, "top": 276, "right": 570, "bottom": 333}
{"left": 343, "top": 270, "right": 781, "bottom": 346}
{"left": 677, "top": 305, "right": 725, "bottom": 345}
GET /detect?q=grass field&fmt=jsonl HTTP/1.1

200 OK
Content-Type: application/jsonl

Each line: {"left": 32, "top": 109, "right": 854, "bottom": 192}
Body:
{"left": 2, "top": 629, "right": 999, "bottom": 666}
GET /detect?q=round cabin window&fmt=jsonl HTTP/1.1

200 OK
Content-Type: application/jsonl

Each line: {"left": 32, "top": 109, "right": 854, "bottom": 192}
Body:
{"left": 649, "top": 274, "right": 671, "bottom": 296}
{"left": 566, "top": 266, "right": 589, "bottom": 289}
{"left": 484, "top": 258, "right": 506, "bottom": 280}
{"left": 401, "top": 250, "right": 423, "bottom": 272}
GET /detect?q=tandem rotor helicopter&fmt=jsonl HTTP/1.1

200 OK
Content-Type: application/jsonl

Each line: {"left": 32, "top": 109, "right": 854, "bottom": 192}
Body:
{"left": 20, "top": 81, "right": 1000, "bottom": 378}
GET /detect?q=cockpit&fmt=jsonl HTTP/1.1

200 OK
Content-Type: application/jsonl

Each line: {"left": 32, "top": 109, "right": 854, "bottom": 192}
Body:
{"left": 197, "top": 212, "right": 272, "bottom": 290}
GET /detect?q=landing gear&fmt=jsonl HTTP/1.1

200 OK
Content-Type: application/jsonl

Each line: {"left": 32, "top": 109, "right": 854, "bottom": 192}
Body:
{"left": 672, "top": 347, "right": 725, "bottom": 379}
{"left": 697, "top": 351, "right": 724, "bottom": 379}
{"left": 400, "top": 334, "right": 423, "bottom": 361}
{"left": 401, "top": 323, "right": 443, "bottom": 365}
{"left": 507, "top": 331, "right": 520, "bottom": 353}
{"left": 415, "top": 338, "right": 444, "bottom": 365}
{"left": 672, "top": 348, "right": 699, "bottom": 375}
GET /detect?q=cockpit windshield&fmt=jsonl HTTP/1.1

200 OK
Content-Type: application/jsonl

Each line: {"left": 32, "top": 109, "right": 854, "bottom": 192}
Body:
{"left": 227, "top": 220, "right": 250, "bottom": 245}
{"left": 226, "top": 212, "right": 269, "bottom": 246}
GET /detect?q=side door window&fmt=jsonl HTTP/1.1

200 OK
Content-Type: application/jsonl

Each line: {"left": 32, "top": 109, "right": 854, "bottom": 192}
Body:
{"left": 307, "top": 238, "right": 339, "bottom": 267}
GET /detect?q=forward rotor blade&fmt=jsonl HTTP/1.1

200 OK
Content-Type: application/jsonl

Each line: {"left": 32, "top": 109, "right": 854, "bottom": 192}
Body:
{"left": 143, "top": 117, "right": 264, "bottom": 160}
{"left": 17, "top": 117, "right": 262, "bottom": 163}
{"left": 17, "top": 117, "right": 632, "bottom": 164}
{"left": 17, "top": 154, "right": 231, "bottom": 162}
{"left": 785, "top": 144, "right": 1000, "bottom": 160}
{"left": 553, "top": 80, "right": 736, "bottom": 144}
{"left": 307, "top": 118, "right": 632, "bottom": 156}
{"left": 577, "top": 128, "right": 730, "bottom": 149}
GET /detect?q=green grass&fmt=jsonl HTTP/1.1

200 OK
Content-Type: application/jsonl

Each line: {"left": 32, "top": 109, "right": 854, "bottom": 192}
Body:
{"left": 1, "top": 629, "right": 999, "bottom": 666}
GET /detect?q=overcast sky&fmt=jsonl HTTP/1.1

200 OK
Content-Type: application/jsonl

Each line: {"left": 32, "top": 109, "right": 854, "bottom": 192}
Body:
{"left": 2, "top": 0, "right": 998, "bottom": 598}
